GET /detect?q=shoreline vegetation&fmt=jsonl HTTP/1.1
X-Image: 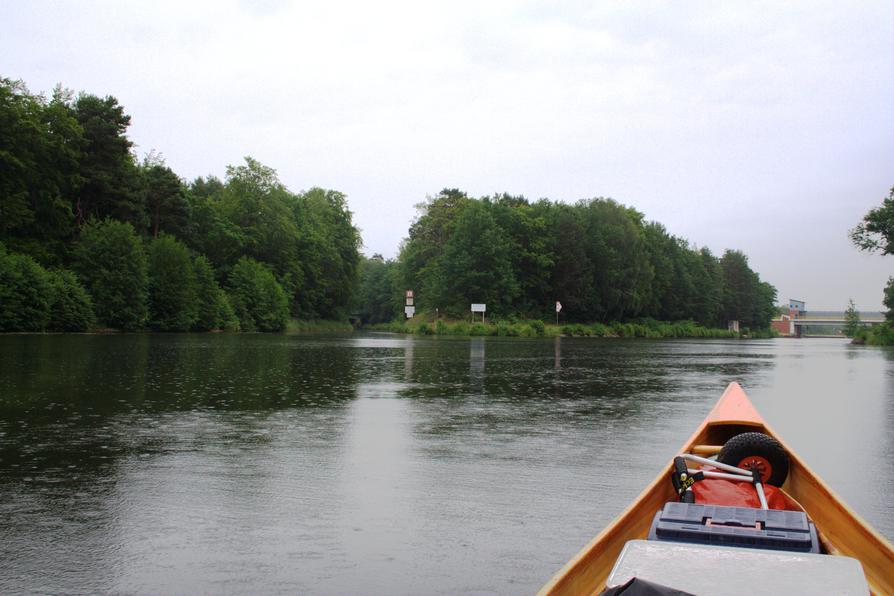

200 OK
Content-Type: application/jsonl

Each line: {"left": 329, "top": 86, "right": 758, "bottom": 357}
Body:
{"left": 368, "top": 316, "right": 776, "bottom": 339}
{"left": 852, "top": 325, "right": 894, "bottom": 346}
{"left": 0, "top": 318, "right": 356, "bottom": 335}
{"left": 21, "top": 315, "right": 758, "bottom": 338}
{"left": 0, "top": 317, "right": 773, "bottom": 339}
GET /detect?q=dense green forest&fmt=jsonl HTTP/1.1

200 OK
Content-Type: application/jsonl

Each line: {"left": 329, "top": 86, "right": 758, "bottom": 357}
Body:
{"left": 2, "top": 75, "right": 778, "bottom": 334}
{"left": 354, "top": 189, "right": 778, "bottom": 331}
{"left": 0, "top": 77, "right": 361, "bottom": 332}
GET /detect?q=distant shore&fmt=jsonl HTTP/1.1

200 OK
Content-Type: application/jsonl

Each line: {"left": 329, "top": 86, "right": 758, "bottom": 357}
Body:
{"left": 365, "top": 318, "right": 774, "bottom": 339}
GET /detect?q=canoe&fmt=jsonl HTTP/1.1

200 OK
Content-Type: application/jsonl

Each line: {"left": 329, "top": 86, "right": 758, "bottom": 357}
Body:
{"left": 538, "top": 382, "right": 894, "bottom": 595}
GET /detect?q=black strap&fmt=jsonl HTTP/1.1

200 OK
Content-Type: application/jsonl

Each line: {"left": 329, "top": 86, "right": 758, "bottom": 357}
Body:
{"left": 671, "top": 456, "right": 704, "bottom": 502}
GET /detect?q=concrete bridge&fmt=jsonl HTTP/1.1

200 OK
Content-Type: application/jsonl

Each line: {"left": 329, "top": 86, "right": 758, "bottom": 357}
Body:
{"left": 788, "top": 311, "right": 885, "bottom": 337}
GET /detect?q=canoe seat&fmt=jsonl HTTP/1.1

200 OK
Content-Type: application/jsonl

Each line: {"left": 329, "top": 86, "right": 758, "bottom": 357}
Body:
{"left": 607, "top": 540, "right": 869, "bottom": 596}
{"left": 689, "top": 444, "right": 722, "bottom": 456}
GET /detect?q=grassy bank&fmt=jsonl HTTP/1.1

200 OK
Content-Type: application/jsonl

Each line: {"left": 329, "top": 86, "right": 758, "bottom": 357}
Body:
{"left": 286, "top": 319, "right": 354, "bottom": 333}
{"left": 367, "top": 317, "right": 751, "bottom": 339}
{"left": 370, "top": 318, "right": 553, "bottom": 337}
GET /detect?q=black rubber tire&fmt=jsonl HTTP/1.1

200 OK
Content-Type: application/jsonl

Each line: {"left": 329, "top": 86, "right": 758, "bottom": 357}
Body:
{"left": 717, "top": 432, "right": 789, "bottom": 487}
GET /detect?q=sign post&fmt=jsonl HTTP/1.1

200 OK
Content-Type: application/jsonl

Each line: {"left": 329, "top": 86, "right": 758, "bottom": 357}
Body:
{"left": 555, "top": 300, "right": 562, "bottom": 325}
{"left": 471, "top": 303, "right": 486, "bottom": 323}
{"left": 406, "top": 290, "right": 415, "bottom": 319}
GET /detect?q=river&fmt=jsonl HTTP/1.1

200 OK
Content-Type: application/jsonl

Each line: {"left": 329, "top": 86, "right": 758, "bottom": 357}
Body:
{"left": 0, "top": 334, "right": 891, "bottom": 594}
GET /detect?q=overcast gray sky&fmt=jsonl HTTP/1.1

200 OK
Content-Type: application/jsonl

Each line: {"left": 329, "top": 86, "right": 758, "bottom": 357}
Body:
{"left": 4, "top": 1, "right": 892, "bottom": 309}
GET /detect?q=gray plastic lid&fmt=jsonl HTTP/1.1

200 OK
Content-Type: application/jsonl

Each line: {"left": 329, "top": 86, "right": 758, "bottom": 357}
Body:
{"left": 607, "top": 540, "right": 869, "bottom": 596}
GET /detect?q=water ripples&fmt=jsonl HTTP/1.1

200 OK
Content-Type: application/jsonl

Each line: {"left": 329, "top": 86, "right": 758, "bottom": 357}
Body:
{"left": 0, "top": 334, "right": 891, "bottom": 594}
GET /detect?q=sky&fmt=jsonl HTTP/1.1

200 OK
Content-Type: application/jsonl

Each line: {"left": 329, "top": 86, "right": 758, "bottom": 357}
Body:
{"left": 4, "top": 1, "right": 892, "bottom": 310}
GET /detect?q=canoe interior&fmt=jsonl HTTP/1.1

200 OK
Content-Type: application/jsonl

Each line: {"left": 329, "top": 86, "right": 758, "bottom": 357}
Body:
{"left": 539, "top": 384, "right": 894, "bottom": 596}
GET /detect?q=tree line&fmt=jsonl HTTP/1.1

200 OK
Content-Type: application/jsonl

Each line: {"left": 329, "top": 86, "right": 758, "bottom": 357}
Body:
{"left": 0, "top": 76, "right": 361, "bottom": 332}
{"left": 2, "top": 74, "right": 779, "bottom": 334}
{"left": 356, "top": 190, "right": 778, "bottom": 330}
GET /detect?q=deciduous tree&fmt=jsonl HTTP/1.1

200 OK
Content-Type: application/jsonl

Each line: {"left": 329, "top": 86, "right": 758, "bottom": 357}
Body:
{"left": 227, "top": 257, "right": 289, "bottom": 332}
{"left": 433, "top": 199, "right": 519, "bottom": 316}
{"left": 0, "top": 244, "right": 52, "bottom": 331}
{"left": 147, "top": 235, "right": 197, "bottom": 331}
{"left": 46, "top": 269, "right": 95, "bottom": 331}
{"left": 193, "top": 255, "right": 236, "bottom": 331}
{"left": 851, "top": 187, "right": 894, "bottom": 255}
{"left": 74, "top": 219, "right": 148, "bottom": 330}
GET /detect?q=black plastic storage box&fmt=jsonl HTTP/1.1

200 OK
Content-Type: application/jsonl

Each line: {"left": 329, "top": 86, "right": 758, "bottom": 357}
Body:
{"left": 648, "top": 502, "right": 820, "bottom": 553}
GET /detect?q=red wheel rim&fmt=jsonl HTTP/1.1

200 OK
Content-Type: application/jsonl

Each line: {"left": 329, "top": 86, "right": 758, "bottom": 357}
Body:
{"left": 737, "top": 455, "right": 773, "bottom": 483}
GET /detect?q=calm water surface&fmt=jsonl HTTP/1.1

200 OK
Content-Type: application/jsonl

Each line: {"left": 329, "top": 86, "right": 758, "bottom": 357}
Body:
{"left": 0, "top": 334, "right": 892, "bottom": 594}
